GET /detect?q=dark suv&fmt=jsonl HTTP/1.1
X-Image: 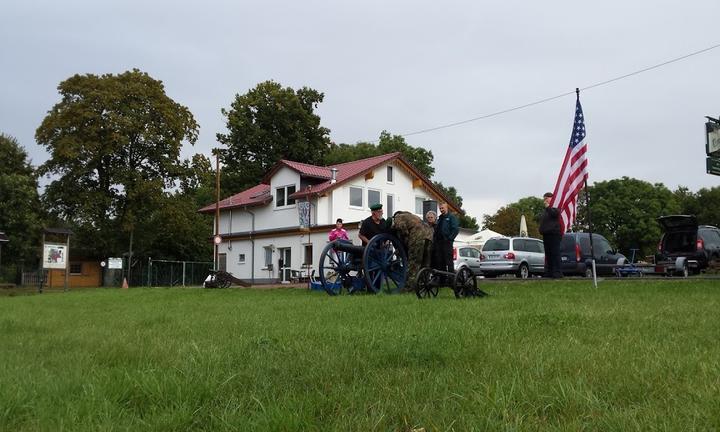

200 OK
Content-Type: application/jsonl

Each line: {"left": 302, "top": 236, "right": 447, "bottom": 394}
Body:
{"left": 559, "top": 232, "right": 626, "bottom": 277}
{"left": 657, "top": 215, "right": 720, "bottom": 274}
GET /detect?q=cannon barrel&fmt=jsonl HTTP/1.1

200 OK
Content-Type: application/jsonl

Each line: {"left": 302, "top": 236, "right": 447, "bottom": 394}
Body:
{"left": 331, "top": 240, "right": 365, "bottom": 256}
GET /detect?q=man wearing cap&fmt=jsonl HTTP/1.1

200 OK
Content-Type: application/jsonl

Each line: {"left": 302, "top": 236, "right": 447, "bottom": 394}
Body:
{"left": 539, "top": 192, "right": 563, "bottom": 278}
{"left": 435, "top": 202, "right": 459, "bottom": 277}
{"left": 359, "top": 203, "right": 389, "bottom": 246}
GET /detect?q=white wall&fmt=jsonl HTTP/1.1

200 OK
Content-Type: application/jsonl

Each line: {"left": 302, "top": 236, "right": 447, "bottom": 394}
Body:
{"left": 327, "top": 161, "right": 436, "bottom": 225}
{"left": 219, "top": 227, "right": 361, "bottom": 282}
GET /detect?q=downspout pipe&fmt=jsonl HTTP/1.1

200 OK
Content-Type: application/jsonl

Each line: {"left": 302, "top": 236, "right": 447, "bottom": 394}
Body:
{"left": 243, "top": 206, "right": 256, "bottom": 284}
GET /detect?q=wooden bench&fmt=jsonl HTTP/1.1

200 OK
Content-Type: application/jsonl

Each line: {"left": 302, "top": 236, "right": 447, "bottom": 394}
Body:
{"left": 0, "top": 283, "right": 17, "bottom": 289}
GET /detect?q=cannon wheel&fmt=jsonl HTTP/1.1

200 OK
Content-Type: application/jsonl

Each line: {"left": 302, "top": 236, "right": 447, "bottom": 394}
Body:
{"left": 319, "top": 241, "right": 358, "bottom": 295}
{"left": 415, "top": 267, "right": 438, "bottom": 299}
{"left": 363, "top": 233, "right": 408, "bottom": 294}
{"left": 453, "top": 267, "right": 478, "bottom": 299}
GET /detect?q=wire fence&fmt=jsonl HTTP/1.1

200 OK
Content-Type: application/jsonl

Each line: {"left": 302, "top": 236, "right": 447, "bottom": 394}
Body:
{"left": 146, "top": 259, "right": 213, "bottom": 287}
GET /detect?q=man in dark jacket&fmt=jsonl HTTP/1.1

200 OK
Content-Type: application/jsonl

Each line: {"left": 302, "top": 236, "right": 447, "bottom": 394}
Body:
{"left": 539, "top": 192, "right": 563, "bottom": 278}
{"left": 434, "top": 202, "right": 460, "bottom": 276}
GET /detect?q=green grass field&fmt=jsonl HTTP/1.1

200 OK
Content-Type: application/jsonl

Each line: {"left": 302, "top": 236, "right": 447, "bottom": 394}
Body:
{"left": 1, "top": 280, "right": 719, "bottom": 431}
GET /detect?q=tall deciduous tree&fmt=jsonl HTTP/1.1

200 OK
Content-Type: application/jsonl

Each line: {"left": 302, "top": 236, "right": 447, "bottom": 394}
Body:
{"left": 217, "top": 80, "right": 331, "bottom": 193}
{"left": 482, "top": 196, "right": 544, "bottom": 238}
{"left": 36, "top": 69, "right": 199, "bottom": 257}
{"left": 575, "top": 177, "right": 680, "bottom": 257}
{"left": 0, "top": 133, "right": 42, "bottom": 278}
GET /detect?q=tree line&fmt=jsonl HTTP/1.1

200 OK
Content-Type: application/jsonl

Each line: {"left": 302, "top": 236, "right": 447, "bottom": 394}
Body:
{"left": 0, "top": 70, "right": 479, "bottom": 282}
{"left": 482, "top": 178, "right": 720, "bottom": 259}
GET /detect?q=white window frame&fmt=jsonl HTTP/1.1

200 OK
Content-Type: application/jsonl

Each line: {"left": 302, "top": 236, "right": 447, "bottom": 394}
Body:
{"left": 238, "top": 253, "right": 246, "bottom": 264}
{"left": 263, "top": 246, "right": 273, "bottom": 269}
{"left": 303, "top": 243, "right": 313, "bottom": 267}
{"left": 415, "top": 196, "right": 426, "bottom": 215}
{"left": 349, "top": 186, "right": 364, "bottom": 209}
{"left": 368, "top": 189, "right": 381, "bottom": 209}
{"left": 275, "top": 184, "right": 297, "bottom": 209}
{"left": 386, "top": 166, "right": 394, "bottom": 183}
{"left": 386, "top": 193, "right": 394, "bottom": 216}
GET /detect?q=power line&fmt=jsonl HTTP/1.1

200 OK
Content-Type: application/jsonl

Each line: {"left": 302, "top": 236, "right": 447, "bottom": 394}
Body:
{"left": 368, "top": 42, "right": 720, "bottom": 141}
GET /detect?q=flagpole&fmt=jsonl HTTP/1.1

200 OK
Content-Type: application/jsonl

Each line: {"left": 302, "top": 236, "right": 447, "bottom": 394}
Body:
{"left": 577, "top": 88, "right": 597, "bottom": 288}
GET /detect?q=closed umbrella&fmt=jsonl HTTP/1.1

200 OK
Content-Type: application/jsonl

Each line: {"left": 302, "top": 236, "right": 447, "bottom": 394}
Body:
{"left": 519, "top": 215, "right": 528, "bottom": 237}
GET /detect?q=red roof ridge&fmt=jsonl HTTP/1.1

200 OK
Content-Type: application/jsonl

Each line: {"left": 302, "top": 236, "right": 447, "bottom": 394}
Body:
{"left": 328, "top": 152, "right": 401, "bottom": 168}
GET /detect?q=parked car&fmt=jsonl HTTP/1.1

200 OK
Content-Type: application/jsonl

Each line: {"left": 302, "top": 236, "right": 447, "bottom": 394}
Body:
{"left": 479, "top": 237, "right": 545, "bottom": 278}
{"left": 453, "top": 246, "right": 483, "bottom": 276}
{"left": 657, "top": 215, "right": 720, "bottom": 274}
{"left": 559, "top": 232, "right": 626, "bottom": 277}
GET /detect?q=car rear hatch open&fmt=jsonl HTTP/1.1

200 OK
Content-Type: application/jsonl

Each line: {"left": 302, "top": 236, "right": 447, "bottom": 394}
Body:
{"left": 657, "top": 215, "right": 698, "bottom": 255}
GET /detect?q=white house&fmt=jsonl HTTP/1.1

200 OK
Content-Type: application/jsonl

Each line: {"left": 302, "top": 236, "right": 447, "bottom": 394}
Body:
{"left": 199, "top": 152, "right": 462, "bottom": 283}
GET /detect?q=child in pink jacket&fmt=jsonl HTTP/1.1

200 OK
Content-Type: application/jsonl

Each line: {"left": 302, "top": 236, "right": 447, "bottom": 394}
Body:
{"left": 328, "top": 218, "right": 349, "bottom": 242}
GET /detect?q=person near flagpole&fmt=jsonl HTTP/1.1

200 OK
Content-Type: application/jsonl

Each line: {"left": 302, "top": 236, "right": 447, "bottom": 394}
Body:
{"left": 539, "top": 192, "right": 563, "bottom": 278}
{"left": 545, "top": 89, "right": 590, "bottom": 278}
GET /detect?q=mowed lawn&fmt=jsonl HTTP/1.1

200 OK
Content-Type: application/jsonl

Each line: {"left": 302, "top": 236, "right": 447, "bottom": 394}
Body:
{"left": 1, "top": 280, "right": 719, "bottom": 431}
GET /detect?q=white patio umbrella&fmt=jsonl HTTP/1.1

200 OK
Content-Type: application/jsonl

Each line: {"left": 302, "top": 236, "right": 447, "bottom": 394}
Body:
{"left": 519, "top": 215, "right": 528, "bottom": 237}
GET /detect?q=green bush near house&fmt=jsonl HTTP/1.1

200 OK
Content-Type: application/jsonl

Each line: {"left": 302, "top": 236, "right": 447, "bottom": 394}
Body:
{"left": 1, "top": 281, "right": 719, "bottom": 431}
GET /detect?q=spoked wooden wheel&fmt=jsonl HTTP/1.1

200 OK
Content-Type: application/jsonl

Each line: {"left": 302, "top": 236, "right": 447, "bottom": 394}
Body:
{"left": 318, "top": 241, "right": 358, "bottom": 295}
{"left": 453, "top": 267, "right": 480, "bottom": 299}
{"left": 415, "top": 267, "right": 439, "bottom": 299}
{"left": 363, "top": 233, "right": 408, "bottom": 294}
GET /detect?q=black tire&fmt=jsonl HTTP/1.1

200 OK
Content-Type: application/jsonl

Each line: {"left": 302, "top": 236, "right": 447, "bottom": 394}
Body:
{"left": 584, "top": 267, "right": 593, "bottom": 278}
{"left": 363, "top": 233, "right": 408, "bottom": 294}
{"left": 516, "top": 263, "right": 530, "bottom": 279}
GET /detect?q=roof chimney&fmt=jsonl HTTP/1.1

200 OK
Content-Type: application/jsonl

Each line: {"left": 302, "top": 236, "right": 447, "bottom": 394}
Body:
{"left": 330, "top": 167, "right": 338, "bottom": 184}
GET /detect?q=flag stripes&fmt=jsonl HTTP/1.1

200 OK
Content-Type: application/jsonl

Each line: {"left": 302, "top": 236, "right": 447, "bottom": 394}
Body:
{"left": 551, "top": 97, "right": 589, "bottom": 234}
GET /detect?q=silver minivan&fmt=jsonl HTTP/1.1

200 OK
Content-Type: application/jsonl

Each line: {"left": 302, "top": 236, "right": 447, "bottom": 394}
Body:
{"left": 479, "top": 237, "right": 545, "bottom": 278}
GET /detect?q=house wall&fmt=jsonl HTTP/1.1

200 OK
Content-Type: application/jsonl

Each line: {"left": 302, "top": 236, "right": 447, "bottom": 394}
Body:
{"left": 216, "top": 167, "right": 301, "bottom": 234}
{"left": 218, "top": 227, "right": 361, "bottom": 283}
{"left": 47, "top": 261, "right": 102, "bottom": 288}
{"left": 327, "top": 161, "right": 436, "bottom": 225}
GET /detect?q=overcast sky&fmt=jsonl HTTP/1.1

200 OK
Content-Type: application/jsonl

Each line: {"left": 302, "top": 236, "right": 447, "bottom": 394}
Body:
{"left": 2, "top": 0, "right": 719, "bottom": 223}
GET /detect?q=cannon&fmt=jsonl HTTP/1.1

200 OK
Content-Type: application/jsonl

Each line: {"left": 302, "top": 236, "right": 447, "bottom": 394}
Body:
{"left": 317, "top": 233, "right": 408, "bottom": 295}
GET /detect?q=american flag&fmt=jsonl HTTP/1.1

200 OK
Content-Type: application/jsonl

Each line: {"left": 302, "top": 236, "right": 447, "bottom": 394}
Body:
{"left": 550, "top": 95, "right": 589, "bottom": 234}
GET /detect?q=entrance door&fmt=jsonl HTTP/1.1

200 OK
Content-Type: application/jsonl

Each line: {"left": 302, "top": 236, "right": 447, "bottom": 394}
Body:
{"left": 218, "top": 253, "right": 227, "bottom": 272}
{"left": 278, "top": 248, "right": 292, "bottom": 282}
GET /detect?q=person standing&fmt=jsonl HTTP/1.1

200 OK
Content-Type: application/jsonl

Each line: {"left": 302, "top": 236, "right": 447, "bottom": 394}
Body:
{"left": 539, "top": 192, "right": 563, "bottom": 278}
{"left": 328, "top": 218, "right": 349, "bottom": 242}
{"left": 435, "top": 203, "right": 459, "bottom": 275}
{"left": 359, "top": 203, "right": 389, "bottom": 246}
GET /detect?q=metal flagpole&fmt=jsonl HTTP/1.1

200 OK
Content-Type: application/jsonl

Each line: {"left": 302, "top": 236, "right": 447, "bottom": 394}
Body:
{"left": 576, "top": 89, "right": 597, "bottom": 288}
{"left": 584, "top": 178, "right": 597, "bottom": 288}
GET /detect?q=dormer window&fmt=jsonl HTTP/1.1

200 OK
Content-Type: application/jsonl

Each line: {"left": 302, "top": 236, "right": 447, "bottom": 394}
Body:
{"left": 276, "top": 185, "right": 297, "bottom": 208}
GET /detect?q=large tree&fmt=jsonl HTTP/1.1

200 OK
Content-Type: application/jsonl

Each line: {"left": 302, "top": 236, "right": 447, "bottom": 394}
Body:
{"left": 482, "top": 196, "right": 544, "bottom": 237}
{"left": 0, "top": 134, "right": 42, "bottom": 279}
{"left": 35, "top": 69, "right": 199, "bottom": 257}
{"left": 575, "top": 177, "right": 681, "bottom": 257}
{"left": 675, "top": 186, "right": 720, "bottom": 228}
{"left": 217, "top": 80, "right": 331, "bottom": 193}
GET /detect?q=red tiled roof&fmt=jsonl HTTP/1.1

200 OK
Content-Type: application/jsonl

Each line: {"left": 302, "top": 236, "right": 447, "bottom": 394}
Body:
{"left": 198, "top": 184, "right": 271, "bottom": 213}
{"left": 290, "top": 152, "right": 401, "bottom": 197}
{"left": 262, "top": 159, "right": 332, "bottom": 183}
{"left": 198, "top": 152, "right": 461, "bottom": 214}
